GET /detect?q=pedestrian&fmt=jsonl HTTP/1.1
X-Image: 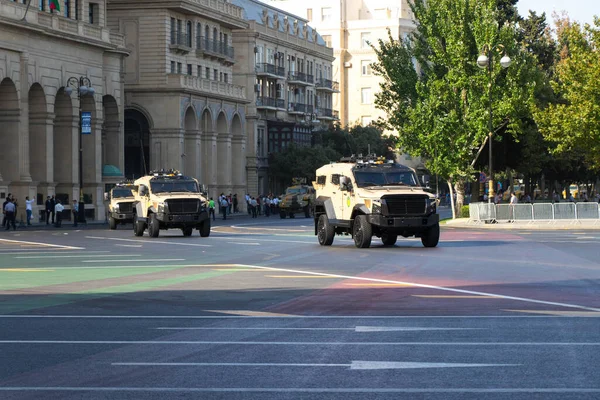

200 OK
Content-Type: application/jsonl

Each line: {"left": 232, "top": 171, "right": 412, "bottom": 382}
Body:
{"left": 72, "top": 200, "right": 79, "bottom": 227}
{"left": 228, "top": 193, "right": 233, "bottom": 215}
{"left": 49, "top": 195, "right": 56, "bottom": 224}
{"left": 509, "top": 192, "right": 518, "bottom": 222}
{"left": 220, "top": 196, "right": 228, "bottom": 220}
{"left": 54, "top": 200, "right": 64, "bottom": 227}
{"left": 25, "top": 196, "right": 34, "bottom": 226}
{"left": 3, "top": 198, "right": 16, "bottom": 231}
{"left": 45, "top": 196, "right": 52, "bottom": 224}
{"left": 233, "top": 194, "right": 238, "bottom": 213}
{"left": 245, "top": 193, "right": 251, "bottom": 215}
{"left": 208, "top": 197, "right": 216, "bottom": 221}
{"left": 250, "top": 197, "right": 258, "bottom": 218}
{"left": 2, "top": 193, "right": 12, "bottom": 228}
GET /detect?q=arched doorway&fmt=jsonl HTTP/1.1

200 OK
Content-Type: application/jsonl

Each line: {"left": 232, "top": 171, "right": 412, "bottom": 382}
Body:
{"left": 0, "top": 78, "right": 20, "bottom": 183}
{"left": 183, "top": 106, "right": 199, "bottom": 178}
{"left": 102, "top": 96, "right": 121, "bottom": 175}
{"left": 29, "top": 83, "right": 50, "bottom": 184}
{"left": 53, "top": 88, "right": 74, "bottom": 196}
{"left": 231, "top": 114, "right": 244, "bottom": 189}
{"left": 216, "top": 112, "right": 231, "bottom": 190}
{"left": 200, "top": 108, "right": 215, "bottom": 188}
{"left": 124, "top": 109, "right": 150, "bottom": 179}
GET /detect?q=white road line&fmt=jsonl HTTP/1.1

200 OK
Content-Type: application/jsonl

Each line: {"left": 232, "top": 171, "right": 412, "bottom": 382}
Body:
{"left": 0, "top": 238, "right": 83, "bottom": 250}
{"left": 154, "top": 326, "right": 483, "bottom": 332}
{"left": 112, "top": 361, "right": 517, "bottom": 370}
{"left": 85, "top": 236, "right": 212, "bottom": 247}
{"left": 227, "top": 242, "right": 260, "bottom": 246}
{"left": 230, "top": 263, "right": 600, "bottom": 312}
{"left": 0, "top": 251, "right": 109, "bottom": 255}
{"left": 0, "top": 387, "right": 599, "bottom": 394}
{"left": 0, "top": 315, "right": 587, "bottom": 319}
{"left": 115, "top": 244, "right": 144, "bottom": 248}
{"left": 81, "top": 259, "right": 185, "bottom": 263}
{"left": 15, "top": 254, "right": 141, "bottom": 259}
{"left": 0, "top": 340, "right": 598, "bottom": 346}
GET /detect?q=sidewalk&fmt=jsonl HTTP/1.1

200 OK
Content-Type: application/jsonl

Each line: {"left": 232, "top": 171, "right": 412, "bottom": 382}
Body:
{"left": 444, "top": 218, "right": 600, "bottom": 230}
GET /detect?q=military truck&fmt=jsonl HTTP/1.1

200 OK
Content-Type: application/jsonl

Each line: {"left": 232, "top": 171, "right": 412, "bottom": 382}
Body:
{"left": 313, "top": 155, "right": 439, "bottom": 248}
{"left": 279, "top": 178, "right": 315, "bottom": 219}
{"left": 132, "top": 169, "right": 210, "bottom": 238}
{"left": 107, "top": 182, "right": 137, "bottom": 230}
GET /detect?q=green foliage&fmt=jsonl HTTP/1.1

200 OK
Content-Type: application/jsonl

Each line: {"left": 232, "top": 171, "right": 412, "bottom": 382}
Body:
{"left": 534, "top": 18, "right": 600, "bottom": 170}
{"left": 460, "top": 205, "right": 470, "bottom": 218}
{"left": 371, "top": 0, "right": 538, "bottom": 182}
{"left": 269, "top": 144, "right": 339, "bottom": 184}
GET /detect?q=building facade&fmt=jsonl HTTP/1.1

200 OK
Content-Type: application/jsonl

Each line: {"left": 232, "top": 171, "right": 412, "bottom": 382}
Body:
{"left": 107, "top": 0, "right": 250, "bottom": 201}
{"left": 0, "top": 0, "right": 127, "bottom": 221}
{"left": 231, "top": 0, "right": 337, "bottom": 196}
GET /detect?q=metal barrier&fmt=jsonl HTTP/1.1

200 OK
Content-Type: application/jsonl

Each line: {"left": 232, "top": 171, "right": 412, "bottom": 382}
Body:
{"left": 469, "top": 202, "right": 600, "bottom": 223}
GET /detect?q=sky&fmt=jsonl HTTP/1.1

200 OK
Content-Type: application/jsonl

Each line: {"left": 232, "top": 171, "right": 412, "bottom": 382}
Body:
{"left": 516, "top": 0, "right": 598, "bottom": 26}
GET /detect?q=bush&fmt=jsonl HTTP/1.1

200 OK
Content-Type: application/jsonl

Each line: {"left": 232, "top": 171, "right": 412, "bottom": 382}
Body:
{"left": 460, "top": 205, "right": 470, "bottom": 218}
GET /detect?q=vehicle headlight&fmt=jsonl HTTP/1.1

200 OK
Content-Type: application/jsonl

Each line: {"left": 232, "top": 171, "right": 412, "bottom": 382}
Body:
{"left": 157, "top": 202, "right": 168, "bottom": 213}
{"left": 371, "top": 199, "right": 382, "bottom": 214}
{"left": 426, "top": 198, "right": 437, "bottom": 214}
{"left": 112, "top": 204, "right": 119, "bottom": 212}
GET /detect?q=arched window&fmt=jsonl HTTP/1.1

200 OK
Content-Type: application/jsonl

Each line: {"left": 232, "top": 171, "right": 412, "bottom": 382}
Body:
{"left": 186, "top": 21, "right": 192, "bottom": 47}
{"left": 196, "top": 22, "right": 201, "bottom": 49}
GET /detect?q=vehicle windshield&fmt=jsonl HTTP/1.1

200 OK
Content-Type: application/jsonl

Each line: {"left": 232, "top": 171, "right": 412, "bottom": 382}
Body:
{"left": 112, "top": 188, "right": 134, "bottom": 198}
{"left": 286, "top": 187, "right": 308, "bottom": 195}
{"left": 150, "top": 180, "right": 199, "bottom": 194}
{"left": 353, "top": 170, "right": 419, "bottom": 187}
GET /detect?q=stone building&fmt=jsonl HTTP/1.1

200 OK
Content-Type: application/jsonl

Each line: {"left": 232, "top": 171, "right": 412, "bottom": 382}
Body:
{"left": 107, "top": 0, "right": 250, "bottom": 201}
{"left": 231, "top": 0, "right": 337, "bottom": 196}
{"left": 0, "top": 0, "right": 127, "bottom": 221}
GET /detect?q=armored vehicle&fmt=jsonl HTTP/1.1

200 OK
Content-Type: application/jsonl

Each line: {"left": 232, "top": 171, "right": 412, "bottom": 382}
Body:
{"left": 313, "top": 155, "right": 439, "bottom": 248}
{"left": 279, "top": 178, "right": 315, "bottom": 219}
{"left": 132, "top": 170, "right": 210, "bottom": 238}
{"left": 108, "top": 182, "right": 137, "bottom": 230}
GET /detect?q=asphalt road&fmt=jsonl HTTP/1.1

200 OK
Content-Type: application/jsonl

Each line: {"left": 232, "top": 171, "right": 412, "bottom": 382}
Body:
{"left": 0, "top": 214, "right": 599, "bottom": 399}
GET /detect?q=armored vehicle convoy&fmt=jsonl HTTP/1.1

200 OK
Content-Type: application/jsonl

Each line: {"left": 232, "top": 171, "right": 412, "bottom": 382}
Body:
{"left": 279, "top": 178, "right": 315, "bottom": 219}
{"left": 108, "top": 182, "right": 137, "bottom": 230}
{"left": 132, "top": 170, "right": 210, "bottom": 238}
{"left": 313, "top": 155, "right": 439, "bottom": 248}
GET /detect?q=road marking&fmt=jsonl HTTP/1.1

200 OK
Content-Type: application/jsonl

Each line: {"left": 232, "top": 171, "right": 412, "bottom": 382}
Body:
{"left": 0, "top": 315, "right": 583, "bottom": 319}
{"left": 413, "top": 295, "right": 502, "bottom": 299}
{"left": 0, "top": 269, "right": 54, "bottom": 272}
{"left": 229, "top": 263, "right": 600, "bottom": 312}
{"left": 112, "top": 361, "right": 517, "bottom": 370}
{"left": 154, "top": 326, "right": 482, "bottom": 332}
{"left": 212, "top": 268, "right": 264, "bottom": 272}
{"left": 203, "top": 310, "right": 297, "bottom": 317}
{"left": 505, "top": 310, "right": 600, "bottom": 317}
{"left": 0, "top": 387, "right": 598, "bottom": 394}
{"left": 85, "top": 236, "right": 212, "bottom": 247}
{"left": 81, "top": 259, "right": 185, "bottom": 263}
{"left": 265, "top": 275, "right": 339, "bottom": 279}
{"left": 0, "top": 340, "right": 598, "bottom": 346}
{"left": 0, "top": 238, "right": 82, "bottom": 250}
{"left": 15, "top": 254, "right": 142, "bottom": 259}
{"left": 226, "top": 242, "right": 260, "bottom": 245}
{"left": 344, "top": 283, "right": 413, "bottom": 287}
{"left": 116, "top": 244, "right": 143, "bottom": 248}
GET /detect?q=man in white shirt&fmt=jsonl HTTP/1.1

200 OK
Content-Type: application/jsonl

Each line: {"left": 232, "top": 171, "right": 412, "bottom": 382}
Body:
{"left": 54, "top": 200, "right": 65, "bottom": 227}
{"left": 25, "top": 196, "right": 35, "bottom": 226}
{"left": 509, "top": 192, "right": 518, "bottom": 222}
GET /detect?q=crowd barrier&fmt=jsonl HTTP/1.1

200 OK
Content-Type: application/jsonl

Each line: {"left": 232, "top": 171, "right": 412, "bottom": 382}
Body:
{"left": 468, "top": 202, "right": 600, "bottom": 223}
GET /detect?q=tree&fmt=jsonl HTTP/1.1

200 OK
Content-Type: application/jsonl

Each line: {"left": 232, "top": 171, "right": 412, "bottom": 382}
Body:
{"left": 372, "top": 0, "right": 538, "bottom": 215}
{"left": 269, "top": 144, "right": 340, "bottom": 187}
{"left": 534, "top": 17, "right": 600, "bottom": 171}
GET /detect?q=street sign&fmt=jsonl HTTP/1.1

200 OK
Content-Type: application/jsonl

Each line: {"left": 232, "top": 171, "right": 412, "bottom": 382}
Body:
{"left": 81, "top": 112, "right": 92, "bottom": 134}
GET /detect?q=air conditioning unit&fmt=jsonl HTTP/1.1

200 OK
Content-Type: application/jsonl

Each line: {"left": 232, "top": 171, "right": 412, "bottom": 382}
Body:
{"left": 254, "top": 84, "right": 261, "bottom": 92}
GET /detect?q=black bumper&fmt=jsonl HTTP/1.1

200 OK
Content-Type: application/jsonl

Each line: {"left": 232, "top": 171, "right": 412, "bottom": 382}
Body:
{"left": 110, "top": 212, "right": 134, "bottom": 221}
{"left": 367, "top": 213, "right": 439, "bottom": 230}
{"left": 156, "top": 210, "right": 209, "bottom": 227}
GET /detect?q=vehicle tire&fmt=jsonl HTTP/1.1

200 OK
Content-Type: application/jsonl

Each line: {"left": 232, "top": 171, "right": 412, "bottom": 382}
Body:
{"left": 317, "top": 214, "right": 334, "bottom": 246}
{"left": 279, "top": 211, "right": 286, "bottom": 219}
{"left": 421, "top": 223, "right": 440, "bottom": 248}
{"left": 381, "top": 233, "right": 397, "bottom": 246}
{"left": 289, "top": 213, "right": 295, "bottom": 219}
{"left": 303, "top": 205, "right": 310, "bottom": 218}
{"left": 353, "top": 215, "right": 372, "bottom": 248}
{"left": 109, "top": 216, "right": 117, "bottom": 230}
{"left": 182, "top": 227, "right": 193, "bottom": 237}
{"left": 148, "top": 213, "right": 160, "bottom": 238}
{"left": 199, "top": 219, "right": 211, "bottom": 237}
{"left": 133, "top": 215, "right": 144, "bottom": 237}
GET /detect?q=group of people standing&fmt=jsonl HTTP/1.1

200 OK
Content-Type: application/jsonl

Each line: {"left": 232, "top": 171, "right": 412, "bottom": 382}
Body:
{"left": 1, "top": 194, "right": 80, "bottom": 230}
{"left": 245, "top": 194, "right": 279, "bottom": 218}
{"left": 3, "top": 194, "right": 35, "bottom": 230}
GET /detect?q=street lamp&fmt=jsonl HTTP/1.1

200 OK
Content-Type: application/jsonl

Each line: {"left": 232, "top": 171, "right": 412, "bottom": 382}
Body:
{"left": 477, "top": 44, "right": 511, "bottom": 203}
{"left": 65, "top": 76, "right": 96, "bottom": 223}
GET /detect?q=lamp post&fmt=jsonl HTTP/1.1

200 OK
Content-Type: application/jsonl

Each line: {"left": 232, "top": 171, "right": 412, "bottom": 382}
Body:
{"left": 65, "top": 76, "right": 95, "bottom": 223}
{"left": 477, "top": 44, "right": 511, "bottom": 203}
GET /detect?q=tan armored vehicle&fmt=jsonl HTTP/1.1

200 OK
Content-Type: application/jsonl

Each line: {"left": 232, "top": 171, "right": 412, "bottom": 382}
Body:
{"left": 279, "top": 178, "right": 315, "bottom": 219}
{"left": 132, "top": 169, "right": 210, "bottom": 238}
{"left": 313, "top": 155, "right": 439, "bottom": 248}
{"left": 108, "top": 182, "right": 137, "bottom": 230}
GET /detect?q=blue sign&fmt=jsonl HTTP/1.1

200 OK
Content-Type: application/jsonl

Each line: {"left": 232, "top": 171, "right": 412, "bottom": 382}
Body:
{"left": 81, "top": 112, "right": 92, "bottom": 135}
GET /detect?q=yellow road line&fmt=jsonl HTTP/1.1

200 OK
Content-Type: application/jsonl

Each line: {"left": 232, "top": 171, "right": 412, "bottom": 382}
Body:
{"left": 265, "top": 275, "right": 339, "bottom": 279}
{"left": 0, "top": 269, "right": 54, "bottom": 272}
{"left": 413, "top": 295, "right": 501, "bottom": 299}
{"left": 0, "top": 238, "right": 82, "bottom": 250}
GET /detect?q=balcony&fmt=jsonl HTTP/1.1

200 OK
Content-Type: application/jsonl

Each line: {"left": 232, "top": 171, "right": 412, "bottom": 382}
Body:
{"left": 287, "top": 72, "right": 314, "bottom": 86}
{"left": 287, "top": 103, "right": 308, "bottom": 114}
{"left": 255, "top": 63, "right": 285, "bottom": 79}
{"left": 196, "top": 36, "right": 235, "bottom": 63}
{"left": 316, "top": 108, "right": 339, "bottom": 120}
{"left": 256, "top": 96, "right": 284, "bottom": 109}
{"left": 166, "top": 74, "right": 246, "bottom": 101}
{"left": 315, "top": 78, "right": 340, "bottom": 93}
{"left": 1, "top": 0, "right": 126, "bottom": 51}
{"left": 161, "top": 0, "right": 245, "bottom": 29}
{"left": 170, "top": 32, "right": 192, "bottom": 54}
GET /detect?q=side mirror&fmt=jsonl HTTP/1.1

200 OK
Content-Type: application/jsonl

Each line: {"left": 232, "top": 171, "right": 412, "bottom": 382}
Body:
{"left": 339, "top": 176, "right": 352, "bottom": 191}
{"left": 139, "top": 185, "right": 148, "bottom": 197}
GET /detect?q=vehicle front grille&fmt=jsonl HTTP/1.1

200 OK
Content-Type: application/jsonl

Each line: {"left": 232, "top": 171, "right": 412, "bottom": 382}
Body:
{"left": 118, "top": 202, "right": 134, "bottom": 214}
{"left": 166, "top": 199, "right": 200, "bottom": 214}
{"left": 383, "top": 195, "right": 427, "bottom": 216}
